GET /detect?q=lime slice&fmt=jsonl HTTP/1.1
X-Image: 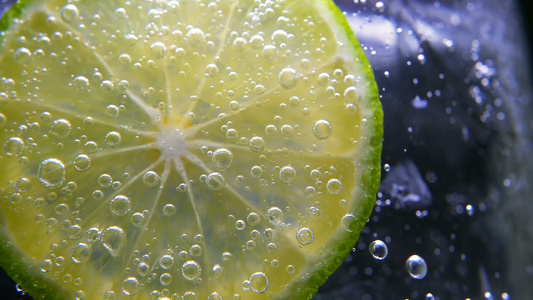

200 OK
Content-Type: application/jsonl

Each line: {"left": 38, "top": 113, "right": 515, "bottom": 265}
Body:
{"left": 0, "top": 0, "right": 382, "bottom": 299}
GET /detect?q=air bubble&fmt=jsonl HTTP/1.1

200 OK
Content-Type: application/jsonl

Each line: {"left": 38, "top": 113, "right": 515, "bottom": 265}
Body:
{"left": 190, "top": 244, "right": 202, "bottom": 257}
{"left": 102, "top": 226, "right": 125, "bottom": 256}
{"left": 14, "top": 47, "right": 32, "bottom": 64}
{"left": 262, "top": 45, "right": 278, "bottom": 61}
{"left": 40, "top": 259, "right": 52, "bottom": 273}
{"left": 266, "top": 207, "right": 283, "bottom": 225}
{"left": 205, "top": 64, "right": 219, "bottom": 77}
{"left": 205, "top": 172, "right": 226, "bottom": 190}
{"left": 52, "top": 119, "right": 71, "bottom": 138}
{"left": 71, "top": 243, "right": 91, "bottom": 264}
{"left": 313, "top": 120, "right": 332, "bottom": 139}
{"left": 105, "top": 105, "right": 119, "bottom": 118}
{"left": 150, "top": 42, "right": 167, "bottom": 59}
{"left": 405, "top": 255, "right": 427, "bottom": 279}
{"left": 250, "top": 272, "right": 269, "bottom": 294}
{"left": 38, "top": 159, "right": 65, "bottom": 187}
{"left": 98, "top": 174, "right": 113, "bottom": 188}
{"left": 326, "top": 178, "right": 342, "bottom": 194}
{"left": 121, "top": 277, "right": 139, "bottom": 296}
{"left": 249, "top": 137, "right": 265, "bottom": 152}
{"left": 105, "top": 131, "right": 121, "bottom": 148}
{"left": 72, "top": 76, "right": 89, "bottom": 92}
{"left": 279, "top": 166, "right": 296, "bottom": 183}
{"left": 212, "top": 148, "right": 233, "bottom": 171}
{"left": 341, "top": 214, "right": 359, "bottom": 232}
{"left": 73, "top": 154, "right": 91, "bottom": 172}
{"left": 279, "top": 68, "right": 299, "bottom": 89}
{"left": 118, "top": 54, "right": 131, "bottom": 65}
{"left": 235, "top": 220, "right": 246, "bottom": 230}
{"left": 160, "top": 273, "right": 172, "bottom": 285}
{"left": 181, "top": 260, "right": 201, "bottom": 281}
{"left": 61, "top": 4, "right": 79, "bottom": 23}
{"left": 187, "top": 28, "right": 206, "bottom": 47}
{"left": 137, "top": 262, "right": 149, "bottom": 276}
{"left": 159, "top": 254, "right": 174, "bottom": 269}
{"left": 344, "top": 86, "right": 358, "bottom": 101}
{"left": 110, "top": 195, "right": 131, "bottom": 216}
{"left": 4, "top": 137, "right": 24, "bottom": 156}
{"left": 369, "top": 240, "right": 388, "bottom": 260}
{"left": 247, "top": 212, "right": 261, "bottom": 226}
{"left": 142, "top": 171, "right": 160, "bottom": 187}
{"left": 296, "top": 228, "right": 315, "bottom": 245}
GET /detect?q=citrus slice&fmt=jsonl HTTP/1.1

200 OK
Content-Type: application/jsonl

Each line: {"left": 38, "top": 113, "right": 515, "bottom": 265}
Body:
{"left": 0, "top": 0, "right": 382, "bottom": 299}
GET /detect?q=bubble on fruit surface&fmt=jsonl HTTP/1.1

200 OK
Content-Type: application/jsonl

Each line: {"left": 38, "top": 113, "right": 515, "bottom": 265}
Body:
{"left": 102, "top": 226, "right": 125, "bottom": 256}
{"left": 181, "top": 260, "right": 201, "bottom": 281}
{"left": 4, "top": 137, "right": 24, "bottom": 156}
{"left": 341, "top": 214, "right": 359, "bottom": 232}
{"left": 38, "top": 159, "right": 65, "bottom": 187}
{"left": 105, "top": 105, "right": 119, "bottom": 118}
{"left": 205, "top": 172, "right": 226, "bottom": 190}
{"left": 266, "top": 207, "right": 283, "bottom": 225}
{"left": 208, "top": 292, "right": 222, "bottom": 300}
{"left": 405, "top": 255, "right": 428, "bottom": 279}
{"left": 98, "top": 174, "right": 113, "bottom": 188}
{"left": 247, "top": 212, "right": 261, "bottom": 226}
{"left": 14, "top": 47, "right": 32, "bottom": 64}
{"left": 159, "top": 254, "right": 174, "bottom": 269}
{"left": 162, "top": 204, "right": 176, "bottom": 216}
{"left": 118, "top": 53, "right": 131, "bottom": 65}
{"left": 279, "top": 166, "right": 296, "bottom": 183}
{"left": 71, "top": 243, "right": 91, "bottom": 264}
{"left": 51, "top": 119, "right": 71, "bottom": 138}
{"left": 72, "top": 76, "right": 89, "bottom": 92}
{"left": 249, "top": 136, "right": 265, "bottom": 152}
{"left": 250, "top": 272, "right": 269, "bottom": 294}
{"left": 137, "top": 262, "right": 149, "bottom": 276}
{"left": 160, "top": 273, "right": 172, "bottom": 285}
{"left": 150, "top": 42, "right": 167, "bottom": 59}
{"left": 186, "top": 28, "right": 206, "bottom": 47}
{"left": 142, "top": 171, "right": 160, "bottom": 187}
{"left": 105, "top": 131, "right": 121, "bottom": 148}
{"left": 73, "top": 154, "right": 91, "bottom": 172}
{"left": 313, "top": 120, "right": 332, "bottom": 139}
{"left": 110, "top": 195, "right": 131, "bottom": 216}
{"left": 121, "top": 277, "right": 139, "bottom": 296}
{"left": 296, "top": 228, "right": 314, "bottom": 245}
{"left": 326, "top": 178, "right": 342, "bottom": 194}
{"left": 61, "top": 4, "right": 79, "bottom": 23}
{"left": 212, "top": 148, "right": 233, "bottom": 171}
{"left": 369, "top": 240, "right": 388, "bottom": 260}
{"left": 279, "top": 67, "right": 299, "bottom": 89}
{"left": 131, "top": 213, "right": 145, "bottom": 227}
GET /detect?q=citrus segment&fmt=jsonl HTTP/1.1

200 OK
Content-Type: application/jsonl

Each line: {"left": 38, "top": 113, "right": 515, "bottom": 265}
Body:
{"left": 0, "top": 0, "right": 382, "bottom": 299}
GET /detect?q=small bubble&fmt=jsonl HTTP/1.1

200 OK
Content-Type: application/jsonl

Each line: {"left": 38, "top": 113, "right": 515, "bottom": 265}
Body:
{"left": 121, "top": 277, "right": 139, "bottom": 296}
{"left": 38, "top": 159, "right": 65, "bottom": 187}
{"left": 86, "top": 228, "right": 100, "bottom": 243}
{"left": 162, "top": 203, "right": 176, "bottom": 216}
{"left": 384, "top": 164, "right": 391, "bottom": 172}
{"left": 105, "top": 105, "right": 119, "bottom": 118}
{"left": 142, "top": 171, "right": 160, "bottom": 187}
{"left": 296, "top": 228, "right": 314, "bottom": 245}
{"left": 105, "top": 131, "right": 121, "bottom": 148}
{"left": 51, "top": 119, "right": 71, "bottom": 138}
{"left": 262, "top": 45, "right": 278, "bottom": 61}
{"left": 250, "top": 272, "right": 269, "bottom": 294}
{"left": 73, "top": 154, "right": 91, "bottom": 172}
{"left": 266, "top": 207, "right": 283, "bottom": 225}
{"left": 40, "top": 259, "right": 52, "bottom": 273}
{"left": 190, "top": 244, "right": 202, "bottom": 257}
{"left": 205, "top": 172, "right": 226, "bottom": 190}
{"left": 98, "top": 174, "right": 113, "bottom": 188}
{"left": 118, "top": 54, "right": 131, "bottom": 65}
{"left": 72, "top": 76, "right": 89, "bottom": 92}
{"left": 205, "top": 63, "right": 219, "bottom": 77}
{"left": 279, "top": 166, "right": 296, "bottom": 184}
{"left": 186, "top": 28, "right": 206, "bottom": 47}
{"left": 159, "top": 254, "right": 174, "bottom": 269}
{"left": 313, "top": 120, "right": 332, "bottom": 139}
{"left": 369, "top": 240, "right": 388, "bottom": 260}
{"left": 71, "top": 243, "right": 91, "bottom": 264}
{"left": 102, "top": 226, "right": 125, "bottom": 256}
{"left": 61, "top": 4, "right": 79, "bottom": 23}
{"left": 14, "top": 47, "right": 32, "bottom": 64}
{"left": 131, "top": 213, "right": 145, "bottom": 227}
{"left": 212, "top": 148, "right": 233, "bottom": 171}
{"left": 247, "top": 212, "right": 261, "bottom": 226}
{"left": 110, "top": 195, "right": 131, "bottom": 217}
{"left": 160, "top": 273, "right": 172, "bottom": 286}
{"left": 405, "top": 255, "right": 427, "bottom": 279}
{"left": 150, "top": 42, "right": 167, "bottom": 59}
{"left": 181, "top": 260, "right": 201, "bottom": 281}
{"left": 235, "top": 220, "right": 246, "bottom": 230}
{"left": 4, "top": 137, "right": 24, "bottom": 156}
{"left": 286, "top": 265, "right": 295, "bottom": 274}
{"left": 249, "top": 137, "right": 265, "bottom": 152}
{"left": 137, "top": 262, "right": 149, "bottom": 276}
{"left": 326, "top": 178, "right": 342, "bottom": 194}
{"left": 279, "top": 68, "right": 299, "bottom": 89}
{"left": 341, "top": 214, "right": 359, "bottom": 232}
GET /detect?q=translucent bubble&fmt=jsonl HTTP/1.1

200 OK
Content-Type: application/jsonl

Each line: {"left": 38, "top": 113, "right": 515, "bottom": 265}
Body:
{"left": 247, "top": 212, "right": 261, "bottom": 226}
{"left": 262, "top": 45, "right": 278, "bottom": 61}
{"left": 183, "top": 292, "right": 196, "bottom": 300}
{"left": 163, "top": 204, "right": 176, "bottom": 216}
{"left": 249, "top": 137, "right": 265, "bottom": 152}
{"left": 131, "top": 212, "right": 145, "bottom": 227}
{"left": 250, "top": 166, "right": 263, "bottom": 178}
{"left": 160, "top": 273, "right": 172, "bottom": 285}
{"left": 150, "top": 42, "right": 167, "bottom": 59}
{"left": 208, "top": 292, "right": 222, "bottom": 300}
{"left": 51, "top": 119, "right": 71, "bottom": 138}
{"left": 110, "top": 195, "right": 131, "bottom": 216}
{"left": 118, "top": 53, "right": 131, "bottom": 65}
{"left": 326, "top": 178, "right": 343, "bottom": 194}
{"left": 105, "top": 131, "right": 121, "bottom": 148}
{"left": 186, "top": 28, "right": 206, "bottom": 47}
{"left": 142, "top": 171, "right": 160, "bottom": 187}
{"left": 212, "top": 148, "right": 233, "bottom": 171}
{"left": 296, "top": 228, "right": 314, "bottom": 245}
{"left": 100, "top": 80, "right": 114, "bottom": 92}
{"left": 121, "top": 277, "right": 139, "bottom": 296}
{"left": 235, "top": 220, "right": 246, "bottom": 230}
{"left": 190, "top": 244, "right": 202, "bottom": 257}
{"left": 250, "top": 272, "right": 269, "bottom": 294}
{"left": 4, "top": 137, "right": 24, "bottom": 156}
{"left": 38, "top": 159, "right": 65, "bottom": 187}
{"left": 341, "top": 214, "right": 359, "bottom": 232}
{"left": 279, "top": 68, "right": 299, "bottom": 89}
{"left": 369, "top": 240, "right": 388, "bottom": 260}
{"left": 68, "top": 225, "right": 82, "bottom": 239}
{"left": 271, "top": 29, "right": 288, "bottom": 44}
{"left": 71, "top": 243, "right": 91, "bottom": 264}
{"left": 205, "top": 63, "right": 219, "bottom": 77}
{"left": 159, "top": 254, "right": 174, "bottom": 269}
{"left": 102, "top": 226, "right": 125, "bottom": 256}
{"left": 313, "top": 120, "right": 332, "bottom": 139}
{"left": 73, "top": 154, "right": 91, "bottom": 172}
{"left": 405, "top": 255, "right": 427, "bottom": 279}
{"left": 137, "top": 262, "right": 149, "bottom": 276}
{"left": 250, "top": 35, "right": 264, "bottom": 49}
{"left": 286, "top": 265, "right": 295, "bottom": 274}
{"left": 98, "top": 174, "right": 113, "bottom": 188}
{"left": 181, "top": 260, "right": 201, "bottom": 281}
{"left": 61, "top": 4, "right": 79, "bottom": 23}
{"left": 86, "top": 228, "right": 101, "bottom": 243}
{"left": 14, "top": 47, "right": 32, "bottom": 64}
{"left": 205, "top": 172, "right": 226, "bottom": 190}
{"left": 105, "top": 105, "right": 119, "bottom": 118}
{"left": 344, "top": 86, "right": 358, "bottom": 101}
{"left": 72, "top": 76, "right": 89, "bottom": 92}
{"left": 266, "top": 207, "right": 283, "bottom": 225}
{"left": 279, "top": 166, "right": 296, "bottom": 183}
{"left": 40, "top": 259, "right": 52, "bottom": 273}
{"left": 0, "top": 113, "right": 6, "bottom": 127}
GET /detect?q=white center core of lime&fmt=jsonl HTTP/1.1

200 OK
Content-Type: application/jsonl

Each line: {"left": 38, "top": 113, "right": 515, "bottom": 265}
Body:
{"left": 157, "top": 126, "right": 189, "bottom": 162}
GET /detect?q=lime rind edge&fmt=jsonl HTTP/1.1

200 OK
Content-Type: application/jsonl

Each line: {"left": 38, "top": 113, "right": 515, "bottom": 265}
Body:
{"left": 279, "top": 0, "right": 383, "bottom": 299}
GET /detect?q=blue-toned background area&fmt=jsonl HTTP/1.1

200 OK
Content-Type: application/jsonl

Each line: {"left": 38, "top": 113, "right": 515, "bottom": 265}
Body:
{"left": 1, "top": 0, "right": 532, "bottom": 299}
